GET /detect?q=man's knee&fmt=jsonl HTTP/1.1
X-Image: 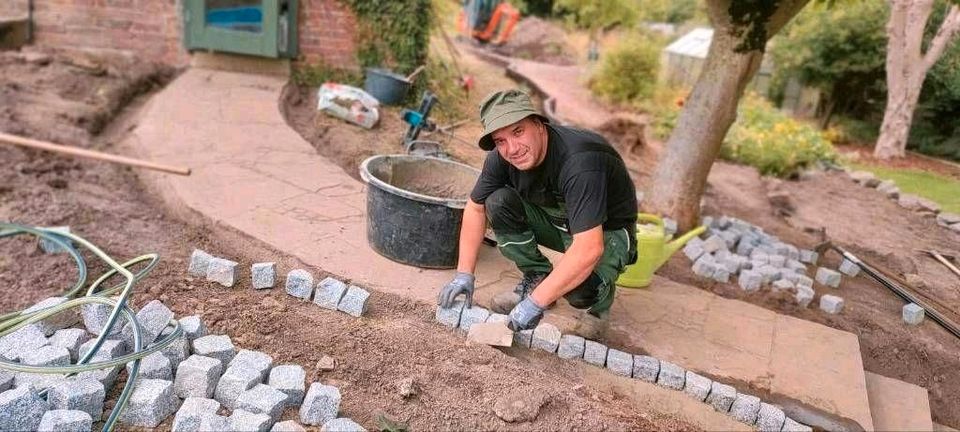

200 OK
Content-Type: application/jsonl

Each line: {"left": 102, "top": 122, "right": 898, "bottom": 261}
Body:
{"left": 485, "top": 188, "right": 525, "bottom": 231}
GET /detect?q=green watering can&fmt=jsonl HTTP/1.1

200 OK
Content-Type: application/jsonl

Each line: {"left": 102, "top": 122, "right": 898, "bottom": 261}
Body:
{"left": 617, "top": 213, "right": 707, "bottom": 288}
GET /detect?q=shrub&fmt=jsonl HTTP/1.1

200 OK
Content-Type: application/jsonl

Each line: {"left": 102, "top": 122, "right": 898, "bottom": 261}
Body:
{"left": 645, "top": 85, "right": 688, "bottom": 140}
{"left": 588, "top": 35, "right": 660, "bottom": 107}
{"left": 722, "top": 93, "right": 837, "bottom": 177}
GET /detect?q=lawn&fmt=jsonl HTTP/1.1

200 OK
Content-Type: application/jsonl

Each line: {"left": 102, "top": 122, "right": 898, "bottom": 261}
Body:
{"left": 853, "top": 163, "right": 960, "bottom": 214}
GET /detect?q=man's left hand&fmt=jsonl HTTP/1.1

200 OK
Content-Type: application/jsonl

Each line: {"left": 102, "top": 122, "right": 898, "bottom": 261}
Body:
{"left": 508, "top": 297, "right": 545, "bottom": 331}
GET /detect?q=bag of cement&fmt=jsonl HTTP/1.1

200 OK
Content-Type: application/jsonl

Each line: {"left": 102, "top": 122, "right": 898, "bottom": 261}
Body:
{"left": 317, "top": 83, "right": 380, "bottom": 129}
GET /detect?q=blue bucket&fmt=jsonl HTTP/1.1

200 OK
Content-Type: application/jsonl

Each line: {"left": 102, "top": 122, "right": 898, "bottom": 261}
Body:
{"left": 364, "top": 68, "right": 411, "bottom": 106}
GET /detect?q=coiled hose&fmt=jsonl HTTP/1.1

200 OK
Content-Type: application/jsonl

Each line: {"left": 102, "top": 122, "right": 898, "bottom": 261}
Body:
{"left": 0, "top": 222, "right": 181, "bottom": 432}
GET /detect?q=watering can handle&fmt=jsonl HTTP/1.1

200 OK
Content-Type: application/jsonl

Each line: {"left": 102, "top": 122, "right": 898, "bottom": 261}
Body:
{"left": 636, "top": 213, "right": 664, "bottom": 230}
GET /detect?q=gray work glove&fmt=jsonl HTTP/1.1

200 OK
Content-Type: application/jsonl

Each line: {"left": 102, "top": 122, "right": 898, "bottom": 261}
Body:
{"left": 438, "top": 272, "right": 476, "bottom": 308}
{"left": 508, "top": 297, "right": 545, "bottom": 331}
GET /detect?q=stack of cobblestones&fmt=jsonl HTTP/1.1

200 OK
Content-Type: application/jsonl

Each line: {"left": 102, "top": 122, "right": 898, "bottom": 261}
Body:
{"left": 189, "top": 249, "right": 370, "bottom": 318}
{"left": 681, "top": 215, "right": 856, "bottom": 315}
{"left": 435, "top": 301, "right": 814, "bottom": 432}
{"left": 0, "top": 298, "right": 364, "bottom": 432}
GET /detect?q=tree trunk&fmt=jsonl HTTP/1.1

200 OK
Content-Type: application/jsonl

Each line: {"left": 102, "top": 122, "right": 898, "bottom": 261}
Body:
{"left": 818, "top": 95, "right": 837, "bottom": 130}
{"left": 644, "top": 0, "right": 811, "bottom": 231}
{"left": 644, "top": 31, "right": 762, "bottom": 229}
{"left": 874, "top": 1, "right": 960, "bottom": 159}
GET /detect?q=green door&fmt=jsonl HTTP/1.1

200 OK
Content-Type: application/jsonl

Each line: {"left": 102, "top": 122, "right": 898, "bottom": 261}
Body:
{"left": 184, "top": 0, "right": 297, "bottom": 59}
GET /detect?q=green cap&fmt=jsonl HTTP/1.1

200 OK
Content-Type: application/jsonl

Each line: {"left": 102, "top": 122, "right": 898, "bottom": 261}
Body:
{"left": 477, "top": 89, "right": 548, "bottom": 151}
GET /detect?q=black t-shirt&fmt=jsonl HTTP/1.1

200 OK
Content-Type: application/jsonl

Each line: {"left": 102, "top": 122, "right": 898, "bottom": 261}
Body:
{"left": 470, "top": 124, "right": 638, "bottom": 234}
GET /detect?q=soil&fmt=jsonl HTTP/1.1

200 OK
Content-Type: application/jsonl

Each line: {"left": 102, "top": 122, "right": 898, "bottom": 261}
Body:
{"left": 492, "top": 17, "right": 577, "bottom": 66}
{"left": 283, "top": 44, "right": 960, "bottom": 427}
{"left": 0, "top": 47, "right": 695, "bottom": 430}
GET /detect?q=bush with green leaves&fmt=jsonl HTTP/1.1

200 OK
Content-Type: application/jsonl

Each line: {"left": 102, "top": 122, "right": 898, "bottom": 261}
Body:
{"left": 722, "top": 94, "right": 837, "bottom": 177}
{"left": 588, "top": 35, "right": 660, "bottom": 106}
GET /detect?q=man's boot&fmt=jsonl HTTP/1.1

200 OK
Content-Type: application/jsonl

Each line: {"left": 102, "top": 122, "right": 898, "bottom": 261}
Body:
{"left": 490, "top": 272, "right": 549, "bottom": 314}
{"left": 544, "top": 309, "right": 610, "bottom": 340}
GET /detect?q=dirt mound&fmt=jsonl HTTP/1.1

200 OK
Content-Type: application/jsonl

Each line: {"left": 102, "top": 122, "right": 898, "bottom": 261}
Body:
{"left": 0, "top": 47, "right": 175, "bottom": 147}
{"left": 493, "top": 17, "right": 577, "bottom": 65}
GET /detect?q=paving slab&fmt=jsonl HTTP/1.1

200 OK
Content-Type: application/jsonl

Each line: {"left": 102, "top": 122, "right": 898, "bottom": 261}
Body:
{"left": 864, "top": 372, "right": 933, "bottom": 432}
{"left": 606, "top": 276, "right": 874, "bottom": 430}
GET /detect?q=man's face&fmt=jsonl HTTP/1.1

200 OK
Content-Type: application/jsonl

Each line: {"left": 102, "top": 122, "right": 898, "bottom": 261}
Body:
{"left": 491, "top": 117, "right": 547, "bottom": 171}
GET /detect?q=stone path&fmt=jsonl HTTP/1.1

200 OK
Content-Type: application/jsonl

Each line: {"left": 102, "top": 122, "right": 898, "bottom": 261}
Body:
{"left": 125, "top": 67, "right": 880, "bottom": 429}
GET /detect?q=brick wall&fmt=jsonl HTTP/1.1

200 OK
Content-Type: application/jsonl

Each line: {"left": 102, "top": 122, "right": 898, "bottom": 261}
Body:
{"left": 9, "top": 0, "right": 357, "bottom": 69}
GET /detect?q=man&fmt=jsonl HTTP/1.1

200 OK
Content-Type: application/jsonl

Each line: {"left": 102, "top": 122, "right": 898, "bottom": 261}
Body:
{"left": 437, "top": 89, "right": 638, "bottom": 332}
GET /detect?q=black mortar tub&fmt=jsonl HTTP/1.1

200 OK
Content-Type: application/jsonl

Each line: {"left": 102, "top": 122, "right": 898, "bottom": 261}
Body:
{"left": 359, "top": 155, "right": 480, "bottom": 269}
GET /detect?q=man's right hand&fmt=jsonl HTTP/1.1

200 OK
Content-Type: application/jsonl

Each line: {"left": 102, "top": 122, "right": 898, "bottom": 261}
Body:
{"left": 438, "top": 272, "right": 476, "bottom": 308}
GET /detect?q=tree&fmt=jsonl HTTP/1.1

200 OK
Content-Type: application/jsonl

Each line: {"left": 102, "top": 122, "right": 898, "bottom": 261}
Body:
{"left": 554, "top": 0, "right": 638, "bottom": 59}
{"left": 771, "top": 1, "right": 887, "bottom": 129}
{"left": 874, "top": 0, "right": 960, "bottom": 159}
{"left": 645, "top": 0, "right": 811, "bottom": 230}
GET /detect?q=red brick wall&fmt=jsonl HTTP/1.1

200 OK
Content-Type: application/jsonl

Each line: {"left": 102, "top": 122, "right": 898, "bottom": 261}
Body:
{"left": 10, "top": 0, "right": 357, "bottom": 69}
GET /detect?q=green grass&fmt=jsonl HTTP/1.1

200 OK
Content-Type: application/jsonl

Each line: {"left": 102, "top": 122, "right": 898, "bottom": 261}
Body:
{"left": 851, "top": 163, "right": 960, "bottom": 214}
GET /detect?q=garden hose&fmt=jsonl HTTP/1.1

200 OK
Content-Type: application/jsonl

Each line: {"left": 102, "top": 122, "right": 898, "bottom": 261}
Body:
{"left": 0, "top": 222, "right": 180, "bottom": 432}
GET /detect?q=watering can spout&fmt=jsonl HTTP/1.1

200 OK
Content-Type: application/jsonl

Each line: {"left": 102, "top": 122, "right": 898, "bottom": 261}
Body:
{"left": 664, "top": 225, "right": 707, "bottom": 264}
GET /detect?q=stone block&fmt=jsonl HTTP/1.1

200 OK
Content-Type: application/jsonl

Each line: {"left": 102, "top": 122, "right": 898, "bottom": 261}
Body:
{"left": 229, "top": 349, "right": 273, "bottom": 381}
{"left": 750, "top": 251, "right": 769, "bottom": 265}
{"left": 767, "top": 255, "right": 786, "bottom": 268}
{"left": 656, "top": 360, "right": 685, "bottom": 390}
{"left": 557, "top": 335, "right": 585, "bottom": 360}
{"left": 755, "top": 402, "right": 786, "bottom": 432}
{"left": 663, "top": 217, "right": 679, "bottom": 237}
{"left": 583, "top": 340, "right": 608, "bottom": 367}
{"left": 237, "top": 384, "right": 288, "bottom": 423}
{"left": 269, "top": 364, "right": 306, "bottom": 406}
{"left": 706, "top": 381, "right": 736, "bottom": 412}
{"left": 683, "top": 371, "right": 712, "bottom": 401}
{"left": 692, "top": 255, "right": 717, "bottom": 278}
{"left": 126, "top": 351, "right": 173, "bottom": 380}
{"left": 285, "top": 269, "right": 315, "bottom": 300}
{"left": 118, "top": 379, "right": 179, "bottom": 428}
{"left": 782, "top": 417, "right": 813, "bottom": 432}
{"left": 719, "top": 230, "right": 740, "bottom": 249}
{"left": 435, "top": 300, "right": 465, "bottom": 328}
{"left": 314, "top": 277, "right": 348, "bottom": 310}
{"left": 188, "top": 249, "right": 213, "bottom": 277}
{"left": 815, "top": 267, "right": 841, "bottom": 288}
{"left": 728, "top": 393, "right": 761, "bottom": 424}
{"left": 79, "top": 338, "right": 126, "bottom": 362}
{"left": 485, "top": 313, "right": 510, "bottom": 323}
{"left": 37, "top": 409, "right": 92, "bottom": 432}
{"left": 606, "top": 349, "right": 633, "bottom": 377}
{"left": 819, "top": 295, "right": 844, "bottom": 314}
{"left": 179, "top": 315, "right": 208, "bottom": 341}
{"left": 337, "top": 285, "right": 370, "bottom": 317}
{"left": 252, "top": 262, "right": 277, "bottom": 289}
{"left": 877, "top": 181, "right": 900, "bottom": 199}
{"left": 715, "top": 216, "right": 732, "bottom": 230}
{"left": 0, "top": 323, "right": 48, "bottom": 361}
{"left": 513, "top": 329, "right": 533, "bottom": 348}
{"left": 786, "top": 259, "right": 807, "bottom": 274}
{"left": 121, "top": 299, "right": 175, "bottom": 351}
{"left": 795, "top": 275, "right": 814, "bottom": 290}
{"left": 458, "top": 306, "right": 490, "bottom": 332}
{"left": 738, "top": 270, "right": 763, "bottom": 292}
{"left": 229, "top": 409, "right": 273, "bottom": 432}
{"left": 50, "top": 328, "right": 90, "bottom": 362}
{"left": 757, "top": 265, "right": 782, "bottom": 284}
{"left": 47, "top": 378, "right": 106, "bottom": 423}
{"left": 206, "top": 257, "right": 239, "bottom": 287}
{"left": 735, "top": 239, "right": 756, "bottom": 257}
{"left": 174, "top": 355, "right": 223, "bottom": 399}
{"left": 191, "top": 335, "right": 236, "bottom": 369}
{"left": 79, "top": 301, "right": 122, "bottom": 336}
{"left": 771, "top": 279, "right": 795, "bottom": 292}
{"left": 155, "top": 326, "right": 190, "bottom": 370}
{"left": 272, "top": 420, "right": 307, "bottom": 432}
{"left": 0, "top": 385, "right": 50, "bottom": 431}
{"left": 0, "top": 371, "right": 12, "bottom": 392}
{"left": 838, "top": 259, "right": 860, "bottom": 277}
{"left": 197, "top": 414, "right": 228, "bottom": 430}
{"left": 171, "top": 397, "right": 220, "bottom": 432}
{"left": 795, "top": 286, "right": 815, "bottom": 308}
{"left": 321, "top": 418, "right": 366, "bottom": 432}
{"left": 299, "top": 383, "right": 341, "bottom": 426}
{"left": 632, "top": 355, "right": 659, "bottom": 383}
{"left": 903, "top": 303, "right": 925, "bottom": 325}
{"left": 22, "top": 345, "right": 70, "bottom": 366}
{"left": 23, "top": 297, "right": 79, "bottom": 336}
{"left": 798, "top": 250, "right": 818, "bottom": 265}
{"left": 936, "top": 212, "right": 960, "bottom": 227}
{"left": 683, "top": 242, "right": 705, "bottom": 261}
{"left": 712, "top": 267, "right": 731, "bottom": 283}
{"left": 531, "top": 323, "right": 561, "bottom": 353}
{"left": 215, "top": 365, "right": 262, "bottom": 410}
{"left": 14, "top": 372, "right": 67, "bottom": 392}
{"left": 703, "top": 234, "right": 727, "bottom": 253}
